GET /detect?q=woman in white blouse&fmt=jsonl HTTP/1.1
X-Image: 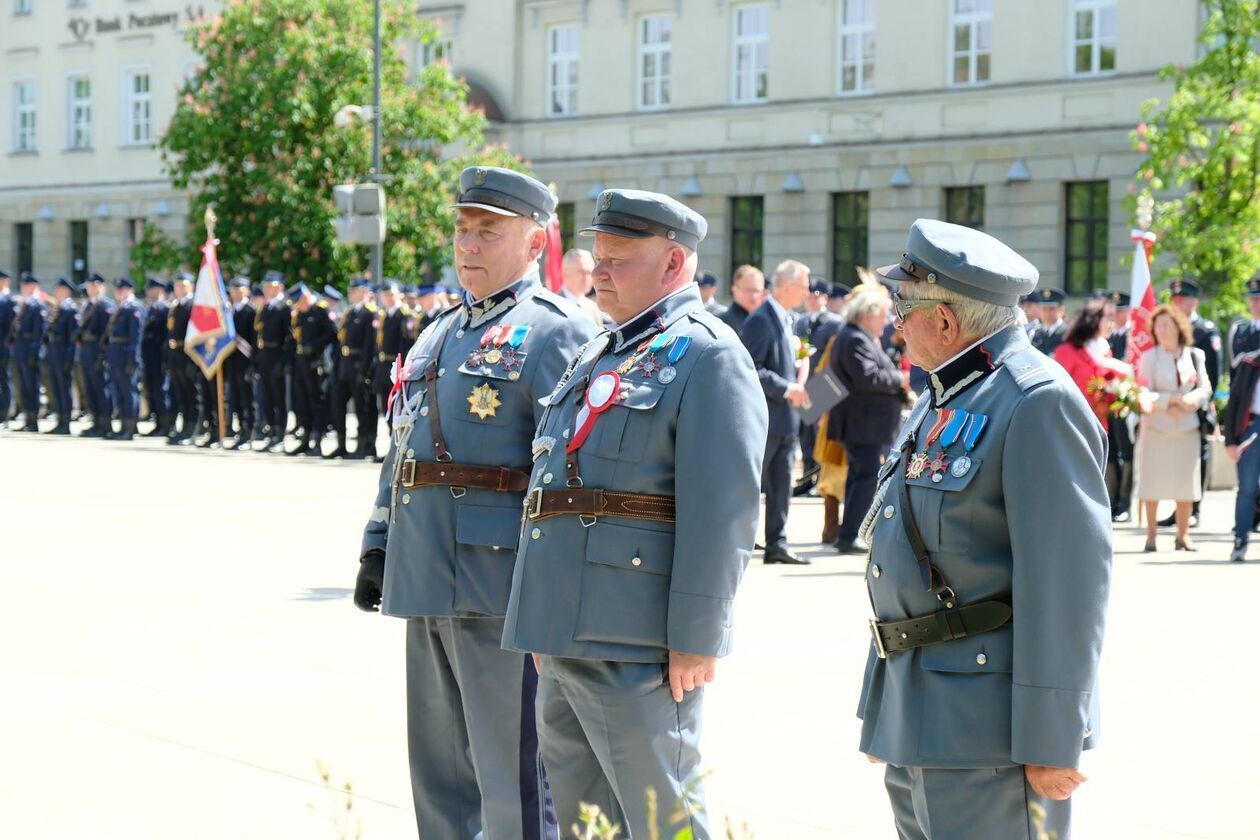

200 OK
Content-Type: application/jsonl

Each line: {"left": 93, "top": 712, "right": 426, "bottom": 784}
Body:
{"left": 1136, "top": 304, "right": 1213, "bottom": 552}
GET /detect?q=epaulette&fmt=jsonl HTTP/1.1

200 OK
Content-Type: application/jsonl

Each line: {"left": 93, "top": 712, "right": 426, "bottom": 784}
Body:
{"left": 1002, "top": 347, "right": 1057, "bottom": 392}
{"left": 365, "top": 301, "right": 379, "bottom": 312}
{"left": 316, "top": 300, "right": 329, "bottom": 310}
{"left": 399, "top": 305, "right": 413, "bottom": 317}
{"left": 685, "top": 309, "right": 722, "bottom": 338}
{"left": 533, "top": 287, "right": 575, "bottom": 315}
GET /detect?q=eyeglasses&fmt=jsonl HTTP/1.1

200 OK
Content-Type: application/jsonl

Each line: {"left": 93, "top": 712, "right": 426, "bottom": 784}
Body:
{"left": 892, "top": 293, "right": 948, "bottom": 321}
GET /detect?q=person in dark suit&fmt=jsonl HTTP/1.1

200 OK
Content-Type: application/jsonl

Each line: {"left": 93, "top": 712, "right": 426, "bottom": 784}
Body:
{"left": 793, "top": 277, "right": 843, "bottom": 496}
{"left": 1098, "top": 290, "right": 1136, "bottom": 522}
{"left": 1167, "top": 276, "right": 1220, "bottom": 528}
{"left": 740, "top": 260, "right": 812, "bottom": 564}
{"left": 718, "top": 264, "right": 766, "bottom": 335}
{"left": 827, "top": 286, "right": 905, "bottom": 554}
{"left": 0, "top": 269, "right": 16, "bottom": 422}
{"left": 140, "top": 278, "right": 172, "bottom": 437}
{"left": 1031, "top": 287, "right": 1067, "bottom": 356}
{"left": 225, "top": 277, "right": 257, "bottom": 449}
{"left": 696, "top": 270, "right": 726, "bottom": 316}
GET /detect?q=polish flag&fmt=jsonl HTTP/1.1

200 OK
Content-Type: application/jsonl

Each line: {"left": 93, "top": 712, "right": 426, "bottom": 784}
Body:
{"left": 1128, "top": 230, "right": 1157, "bottom": 369}
{"left": 543, "top": 214, "right": 564, "bottom": 293}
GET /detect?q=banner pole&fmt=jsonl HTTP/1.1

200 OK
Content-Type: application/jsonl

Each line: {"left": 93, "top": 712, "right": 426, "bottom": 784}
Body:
{"left": 216, "top": 369, "right": 227, "bottom": 442}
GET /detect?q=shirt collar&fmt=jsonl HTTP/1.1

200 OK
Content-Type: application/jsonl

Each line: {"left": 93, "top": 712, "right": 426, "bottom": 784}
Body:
{"left": 463, "top": 271, "right": 538, "bottom": 329}
{"left": 927, "top": 328, "right": 1006, "bottom": 407}
{"left": 609, "top": 285, "right": 702, "bottom": 352}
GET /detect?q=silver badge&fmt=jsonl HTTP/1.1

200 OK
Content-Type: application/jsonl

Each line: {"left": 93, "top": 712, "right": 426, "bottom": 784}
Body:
{"left": 951, "top": 456, "right": 972, "bottom": 478}
{"left": 532, "top": 436, "right": 556, "bottom": 460}
{"left": 657, "top": 366, "right": 677, "bottom": 384}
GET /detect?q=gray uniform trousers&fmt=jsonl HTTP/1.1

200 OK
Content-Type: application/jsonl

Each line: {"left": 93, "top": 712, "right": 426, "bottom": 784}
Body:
{"left": 536, "top": 656, "right": 706, "bottom": 840}
{"left": 884, "top": 764, "right": 1070, "bottom": 840}
{"left": 405, "top": 616, "right": 554, "bottom": 840}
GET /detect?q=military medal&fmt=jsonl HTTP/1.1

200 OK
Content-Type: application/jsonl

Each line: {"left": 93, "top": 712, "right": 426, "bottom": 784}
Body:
{"left": 657, "top": 366, "right": 676, "bottom": 384}
{"left": 468, "top": 383, "right": 502, "bottom": 419}
{"left": 567, "top": 371, "right": 621, "bottom": 453}
{"left": 927, "top": 452, "right": 949, "bottom": 483}
{"left": 951, "top": 456, "right": 972, "bottom": 478}
{"left": 906, "top": 452, "right": 929, "bottom": 479}
{"left": 618, "top": 339, "right": 653, "bottom": 375}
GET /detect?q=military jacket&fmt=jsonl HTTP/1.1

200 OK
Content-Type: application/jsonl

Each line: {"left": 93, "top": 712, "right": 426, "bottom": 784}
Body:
{"left": 0, "top": 291, "right": 16, "bottom": 354}
{"left": 1190, "top": 313, "right": 1221, "bottom": 393}
{"left": 12, "top": 297, "right": 46, "bottom": 361}
{"left": 857, "top": 326, "right": 1111, "bottom": 771}
{"left": 142, "top": 300, "right": 170, "bottom": 365}
{"left": 232, "top": 302, "right": 257, "bottom": 360}
{"left": 45, "top": 299, "right": 79, "bottom": 348}
{"left": 1030, "top": 319, "right": 1065, "bottom": 356}
{"left": 373, "top": 305, "right": 417, "bottom": 389}
{"left": 501, "top": 285, "right": 768, "bottom": 664}
{"left": 166, "top": 296, "right": 193, "bottom": 361}
{"left": 335, "top": 302, "right": 377, "bottom": 381}
{"left": 78, "top": 297, "right": 114, "bottom": 344}
{"left": 106, "top": 298, "right": 143, "bottom": 366}
{"left": 1229, "top": 318, "right": 1260, "bottom": 370}
{"left": 361, "top": 272, "right": 598, "bottom": 619}
{"left": 255, "top": 297, "right": 291, "bottom": 351}
{"left": 293, "top": 301, "right": 336, "bottom": 361}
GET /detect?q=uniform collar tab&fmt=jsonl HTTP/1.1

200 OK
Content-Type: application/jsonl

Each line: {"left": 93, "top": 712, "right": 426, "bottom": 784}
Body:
{"left": 927, "top": 327, "right": 1023, "bottom": 406}
{"left": 611, "top": 285, "right": 701, "bottom": 352}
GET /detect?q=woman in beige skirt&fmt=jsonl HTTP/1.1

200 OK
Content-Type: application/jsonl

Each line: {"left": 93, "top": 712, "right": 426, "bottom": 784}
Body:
{"left": 1136, "top": 305, "right": 1213, "bottom": 551}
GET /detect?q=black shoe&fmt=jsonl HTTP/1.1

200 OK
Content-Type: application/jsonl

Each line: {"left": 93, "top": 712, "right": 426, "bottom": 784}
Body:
{"left": 1111, "top": 511, "right": 1131, "bottom": 524}
{"left": 792, "top": 472, "right": 819, "bottom": 498}
{"left": 833, "top": 537, "right": 871, "bottom": 555}
{"left": 764, "top": 548, "right": 810, "bottom": 565}
{"left": 81, "top": 424, "right": 105, "bottom": 438}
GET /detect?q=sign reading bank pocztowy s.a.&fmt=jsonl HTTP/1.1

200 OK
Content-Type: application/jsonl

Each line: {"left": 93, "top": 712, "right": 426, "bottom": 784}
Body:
{"left": 67, "top": 6, "right": 205, "bottom": 42}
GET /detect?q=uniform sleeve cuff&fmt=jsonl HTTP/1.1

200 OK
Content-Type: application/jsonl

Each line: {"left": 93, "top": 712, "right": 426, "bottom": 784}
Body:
{"left": 667, "top": 591, "right": 734, "bottom": 658}
{"left": 360, "top": 525, "right": 387, "bottom": 559}
{"left": 1010, "top": 683, "right": 1092, "bottom": 769}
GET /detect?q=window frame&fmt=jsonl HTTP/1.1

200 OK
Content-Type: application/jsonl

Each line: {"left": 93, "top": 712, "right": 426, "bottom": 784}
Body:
{"left": 545, "top": 24, "right": 580, "bottom": 118}
{"left": 831, "top": 191, "right": 870, "bottom": 289}
{"left": 730, "top": 3, "right": 769, "bottom": 105}
{"left": 1063, "top": 181, "right": 1110, "bottom": 297}
{"left": 66, "top": 74, "right": 92, "bottom": 150}
{"left": 944, "top": 185, "right": 985, "bottom": 230}
{"left": 121, "top": 65, "right": 153, "bottom": 146}
{"left": 836, "top": 0, "right": 876, "bottom": 96}
{"left": 14, "top": 0, "right": 33, "bottom": 15}
{"left": 15, "top": 222, "right": 34, "bottom": 277}
{"left": 949, "top": 0, "right": 992, "bottom": 87}
{"left": 636, "top": 13, "right": 673, "bottom": 112}
{"left": 729, "top": 195, "right": 765, "bottom": 282}
{"left": 1069, "top": 0, "right": 1118, "bottom": 77}
{"left": 12, "top": 78, "right": 37, "bottom": 153}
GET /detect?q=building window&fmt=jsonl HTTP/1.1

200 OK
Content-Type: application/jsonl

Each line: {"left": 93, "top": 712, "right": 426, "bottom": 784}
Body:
{"left": 12, "top": 80, "right": 36, "bottom": 152}
{"left": 15, "top": 0, "right": 33, "bottom": 15}
{"left": 950, "top": 0, "right": 991, "bottom": 85}
{"left": 546, "top": 25, "right": 579, "bottom": 117}
{"left": 837, "top": 0, "right": 875, "bottom": 95}
{"left": 555, "top": 202, "right": 575, "bottom": 255}
{"left": 731, "top": 4, "right": 769, "bottom": 104}
{"left": 69, "top": 220, "right": 89, "bottom": 285}
{"left": 637, "top": 14, "right": 672, "bottom": 111}
{"left": 1064, "top": 181, "right": 1109, "bottom": 296}
{"left": 1071, "top": 0, "right": 1117, "bottom": 76}
{"left": 15, "top": 223, "right": 33, "bottom": 277}
{"left": 67, "top": 76, "right": 91, "bottom": 150}
{"left": 124, "top": 68, "right": 152, "bottom": 144}
{"left": 729, "top": 196, "right": 764, "bottom": 280}
{"left": 126, "top": 217, "right": 146, "bottom": 268}
{"left": 418, "top": 35, "right": 452, "bottom": 67}
{"left": 944, "top": 186, "right": 985, "bottom": 230}
{"left": 831, "top": 192, "right": 869, "bottom": 288}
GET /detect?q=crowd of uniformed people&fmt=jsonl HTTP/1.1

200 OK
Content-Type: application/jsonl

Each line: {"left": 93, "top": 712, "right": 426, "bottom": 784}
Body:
{"left": 0, "top": 267, "right": 458, "bottom": 457}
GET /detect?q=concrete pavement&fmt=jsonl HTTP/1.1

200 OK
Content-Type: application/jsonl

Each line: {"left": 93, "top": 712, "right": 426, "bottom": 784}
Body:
{"left": 1, "top": 427, "right": 1257, "bottom": 839}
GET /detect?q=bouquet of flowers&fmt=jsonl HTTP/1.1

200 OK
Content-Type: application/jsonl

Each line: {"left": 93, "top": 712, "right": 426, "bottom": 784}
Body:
{"left": 1087, "top": 373, "right": 1152, "bottom": 418}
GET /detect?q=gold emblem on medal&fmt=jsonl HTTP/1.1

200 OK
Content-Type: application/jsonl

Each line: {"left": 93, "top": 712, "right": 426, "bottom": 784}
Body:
{"left": 468, "top": 383, "right": 502, "bottom": 419}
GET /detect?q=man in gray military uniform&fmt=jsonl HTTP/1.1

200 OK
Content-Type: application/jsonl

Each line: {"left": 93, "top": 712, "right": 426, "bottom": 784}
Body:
{"left": 857, "top": 220, "right": 1111, "bottom": 839}
{"left": 503, "top": 190, "right": 768, "bottom": 839}
{"left": 353, "top": 166, "right": 597, "bottom": 839}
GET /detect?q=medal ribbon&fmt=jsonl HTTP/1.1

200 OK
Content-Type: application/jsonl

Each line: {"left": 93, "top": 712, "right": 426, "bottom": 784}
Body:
{"left": 666, "top": 336, "right": 692, "bottom": 364}
{"left": 509, "top": 325, "right": 530, "bottom": 348}
{"left": 962, "top": 414, "right": 989, "bottom": 452}
{"left": 479, "top": 327, "right": 496, "bottom": 348}
{"left": 567, "top": 371, "right": 622, "bottom": 453}
{"left": 649, "top": 333, "right": 672, "bottom": 353}
{"left": 939, "top": 410, "right": 969, "bottom": 448}
{"left": 924, "top": 409, "right": 953, "bottom": 447}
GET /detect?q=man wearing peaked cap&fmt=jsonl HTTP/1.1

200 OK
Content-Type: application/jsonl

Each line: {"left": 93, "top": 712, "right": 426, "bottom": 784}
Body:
{"left": 859, "top": 219, "right": 1111, "bottom": 840}
{"left": 223, "top": 276, "right": 257, "bottom": 449}
{"left": 1030, "top": 287, "right": 1067, "bottom": 356}
{"left": 1221, "top": 272, "right": 1260, "bottom": 562}
{"left": 77, "top": 272, "right": 116, "bottom": 437}
{"left": 327, "top": 276, "right": 379, "bottom": 460}
{"left": 10, "top": 273, "right": 47, "bottom": 430}
{"left": 1100, "top": 290, "right": 1136, "bottom": 523}
{"left": 695, "top": 269, "right": 726, "bottom": 316}
{"left": 502, "top": 188, "right": 767, "bottom": 839}
{"left": 103, "top": 277, "right": 143, "bottom": 440}
{"left": 42, "top": 278, "right": 80, "bottom": 434}
{"left": 354, "top": 165, "right": 597, "bottom": 839}
{"left": 0, "top": 269, "right": 16, "bottom": 422}
{"left": 141, "top": 278, "right": 173, "bottom": 437}
{"left": 164, "top": 272, "right": 200, "bottom": 445}
{"left": 254, "top": 271, "right": 292, "bottom": 452}
{"left": 285, "top": 283, "right": 335, "bottom": 456}
{"left": 1167, "top": 276, "right": 1221, "bottom": 528}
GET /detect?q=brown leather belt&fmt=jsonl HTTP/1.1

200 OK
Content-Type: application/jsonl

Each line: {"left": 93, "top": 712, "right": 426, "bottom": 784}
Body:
{"left": 400, "top": 458, "right": 529, "bottom": 493}
{"left": 869, "top": 599, "right": 1012, "bottom": 659}
{"left": 525, "top": 488, "right": 675, "bottom": 523}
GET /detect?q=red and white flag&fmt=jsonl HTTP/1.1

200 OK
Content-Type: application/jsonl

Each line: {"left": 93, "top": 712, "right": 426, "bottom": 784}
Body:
{"left": 543, "top": 214, "right": 564, "bottom": 293}
{"left": 1128, "top": 229, "right": 1157, "bottom": 371}
{"left": 185, "top": 234, "right": 237, "bottom": 379}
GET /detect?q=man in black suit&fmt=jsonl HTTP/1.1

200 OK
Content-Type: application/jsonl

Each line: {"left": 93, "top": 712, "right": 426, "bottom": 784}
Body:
{"left": 1167, "top": 277, "right": 1221, "bottom": 528}
{"left": 740, "top": 260, "right": 812, "bottom": 565}
{"left": 793, "top": 277, "right": 843, "bottom": 495}
{"left": 718, "top": 264, "right": 766, "bottom": 335}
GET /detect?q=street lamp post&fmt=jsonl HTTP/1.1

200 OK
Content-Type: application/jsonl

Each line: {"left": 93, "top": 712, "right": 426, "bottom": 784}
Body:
{"left": 370, "top": 0, "right": 383, "bottom": 286}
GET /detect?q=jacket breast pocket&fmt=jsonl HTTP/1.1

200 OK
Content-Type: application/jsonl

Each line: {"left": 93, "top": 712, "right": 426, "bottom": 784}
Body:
{"left": 916, "top": 625, "right": 1013, "bottom": 763}
{"left": 574, "top": 521, "right": 674, "bottom": 648}
{"left": 591, "top": 381, "right": 667, "bottom": 462}
{"left": 902, "top": 457, "right": 982, "bottom": 553}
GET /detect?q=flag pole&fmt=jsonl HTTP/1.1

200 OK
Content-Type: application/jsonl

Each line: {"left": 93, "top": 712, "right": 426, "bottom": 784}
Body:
{"left": 204, "top": 205, "right": 229, "bottom": 443}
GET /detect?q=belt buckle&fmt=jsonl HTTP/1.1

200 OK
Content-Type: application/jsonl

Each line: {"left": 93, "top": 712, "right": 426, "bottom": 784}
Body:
{"left": 869, "top": 619, "right": 888, "bottom": 659}
{"left": 401, "top": 458, "right": 416, "bottom": 487}
{"left": 526, "top": 488, "right": 543, "bottom": 519}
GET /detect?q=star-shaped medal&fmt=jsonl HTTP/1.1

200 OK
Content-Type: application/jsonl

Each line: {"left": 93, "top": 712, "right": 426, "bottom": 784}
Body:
{"left": 927, "top": 452, "right": 949, "bottom": 477}
{"left": 467, "top": 383, "right": 501, "bottom": 419}
{"left": 906, "top": 452, "right": 929, "bottom": 480}
{"left": 638, "top": 354, "right": 662, "bottom": 376}
{"left": 501, "top": 348, "right": 522, "bottom": 370}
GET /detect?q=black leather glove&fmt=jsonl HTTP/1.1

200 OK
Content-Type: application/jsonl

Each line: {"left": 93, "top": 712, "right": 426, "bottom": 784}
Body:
{"left": 353, "top": 551, "right": 386, "bottom": 612}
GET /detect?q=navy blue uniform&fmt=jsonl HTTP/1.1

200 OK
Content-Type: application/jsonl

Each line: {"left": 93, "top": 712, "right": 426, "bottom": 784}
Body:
{"left": 226, "top": 300, "right": 257, "bottom": 440}
{"left": 330, "top": 300, "right": 378, "bottom": 457}
{"left": 105, "top": 297, "right": 143, "bottom": 424}
{"left": 77, "top": 297, "right": 115, "bottom": 427}
{"left": 0, "top": 288, "right": 16, "bottom": 418}
{"left": 43, "top": 298, "right": 78, "bottom": 428}
{"left": 254, "top": 297, "right": 291, "bottom": 443}
{"left": 12, "top": 294, "right": 47, "bottom": 428}
{"left": 166, "top": 296, "right": 198, "bottom": 441}
{"left": 141, "top": 299, "right": 171, "bottom": 427}
{"left": 288, "top": 300, "right": 336, "bottom": 453}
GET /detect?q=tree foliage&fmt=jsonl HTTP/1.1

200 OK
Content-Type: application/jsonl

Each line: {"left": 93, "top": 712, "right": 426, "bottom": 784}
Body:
{"left": 153, "top": 0, "right": 520, "bottom": 288}
{"left": 1132, "top": 0, "right": 1260, "bottom": 321}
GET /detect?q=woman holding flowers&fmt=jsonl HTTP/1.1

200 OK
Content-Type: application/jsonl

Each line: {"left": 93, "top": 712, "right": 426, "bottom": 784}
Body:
{"left": 1134, "top": 304, "right": 1212, "bottom": 552}
{"left": 1053, "top": 299, "right": 1133, "bottom": 430}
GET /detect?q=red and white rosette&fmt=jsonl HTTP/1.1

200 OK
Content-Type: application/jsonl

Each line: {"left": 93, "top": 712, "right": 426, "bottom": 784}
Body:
{"left": 567, "top": 371, "right": 621, "bottom": 453}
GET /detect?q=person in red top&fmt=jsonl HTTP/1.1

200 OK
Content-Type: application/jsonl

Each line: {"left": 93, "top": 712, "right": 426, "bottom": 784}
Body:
{"left": 1052, "top": 298, "right": 1132, "bottom": 429}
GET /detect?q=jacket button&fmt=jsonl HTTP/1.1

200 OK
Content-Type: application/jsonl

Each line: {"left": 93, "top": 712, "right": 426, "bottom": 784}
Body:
{"left": 975, "top": 653, "right": 988, "bottom": 666}
{"left": 406, "top": 449, "right": 414, "bottom": 458}
{"left": 456, "top": 330, "right": 465, "bottom": 338}
{"left": 882, "top": 505, "right": 894, "bottom": 519}
{"left": 438, "top": 367, "right": 446, "bottom": 376}
{"left": 871, "top": 565, "right": 881, "bottom": 578}
{"left": 420, "top": 406, "right": 429, "bottom": 416}
{"left": 531, "top": 528, "right": 541, "bottom": 540}
{"left": 543, "top": 472, "right": 553, "bottom": 484}
{"left": 401, "top": 494, "right": 411, "bottom": 505}
{"left": 631, "top": 557, "right": 642, "bottom": 567}
{"left": 562, "top": 429, "right": 570, "bottom": 439}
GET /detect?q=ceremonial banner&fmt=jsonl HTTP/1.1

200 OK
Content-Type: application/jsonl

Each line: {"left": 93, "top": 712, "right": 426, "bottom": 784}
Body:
{"left": 1128, "top": 228, "right": 1157, "bottom": 368}
{"left": 185, "top": 234, "right": 237, "bottom": 379}
{"left": 543, "top": 213, "right": 564, "bottom": 293}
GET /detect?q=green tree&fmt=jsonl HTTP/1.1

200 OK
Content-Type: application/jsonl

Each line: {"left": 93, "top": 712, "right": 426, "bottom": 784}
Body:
{"left": 1131, "top": 0, "right": 1260, "bottom": 321}
{"left": 152, "top": 0, "right": 520, "bottom": 289}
